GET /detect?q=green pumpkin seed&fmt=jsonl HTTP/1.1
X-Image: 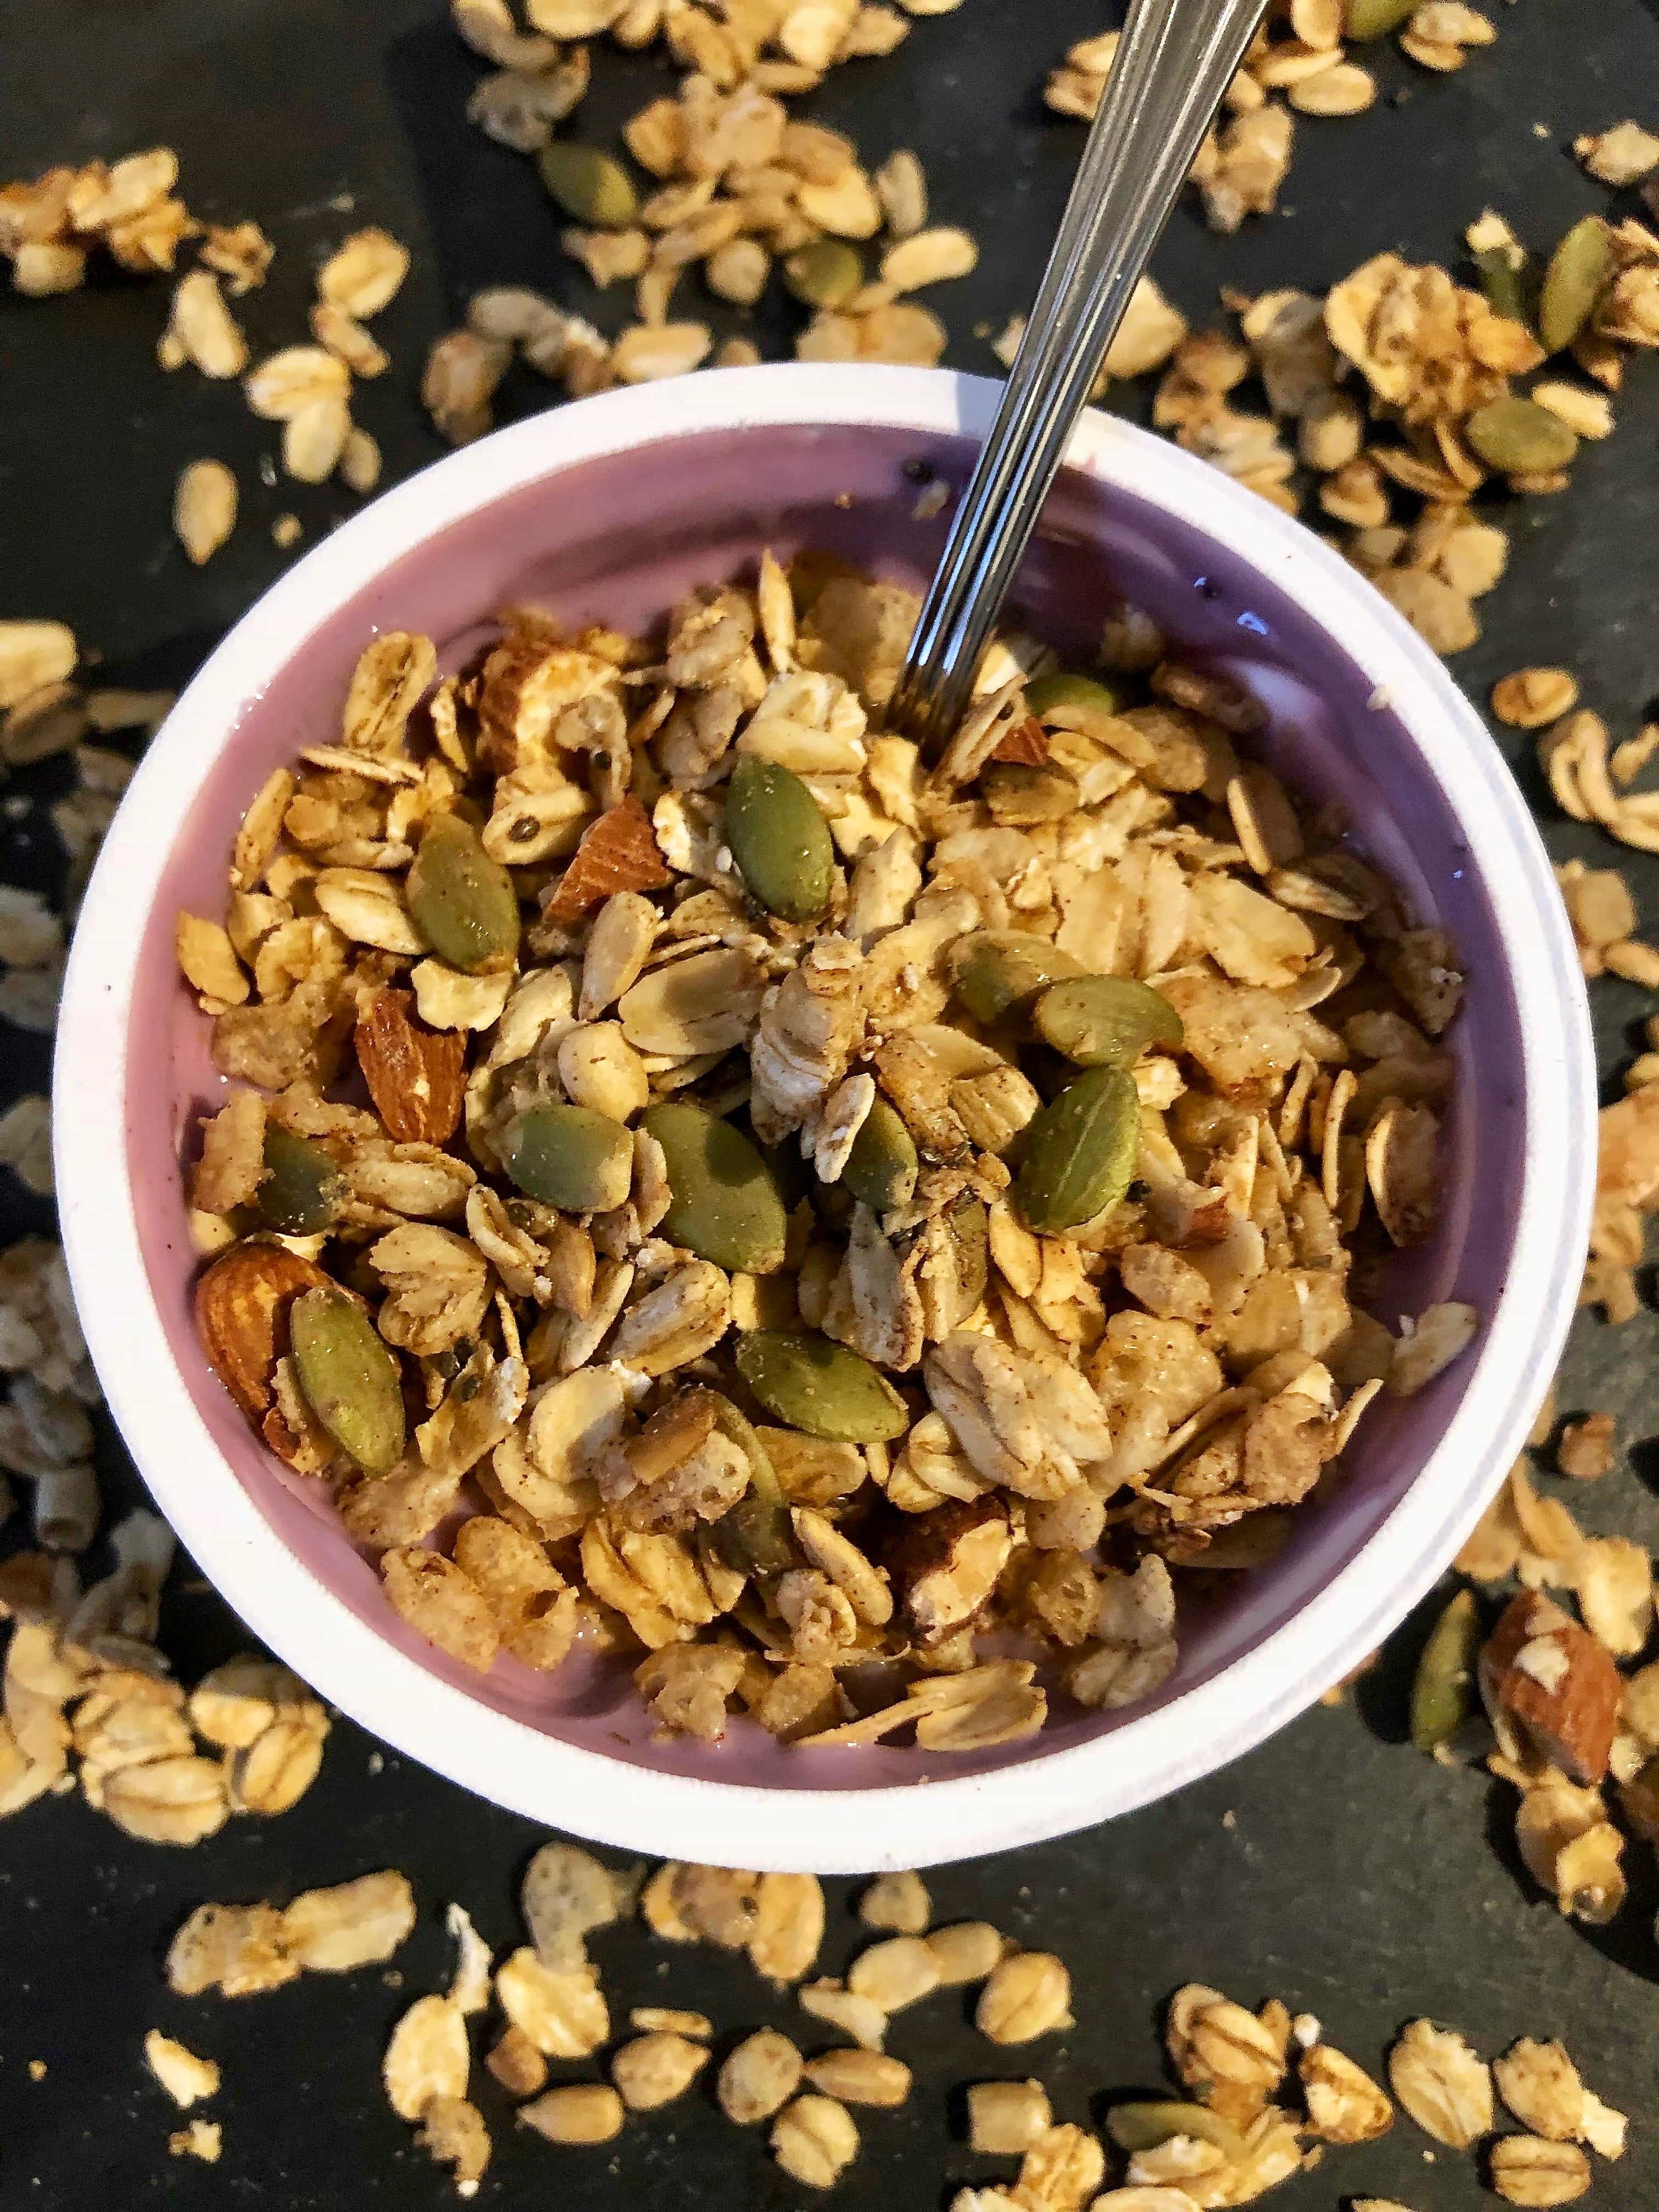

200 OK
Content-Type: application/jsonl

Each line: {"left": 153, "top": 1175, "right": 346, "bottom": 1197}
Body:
{"left": 254, "top": 1125, "right": 343, "bottom": 1234}
{"left": 841, "top": 1094, "right": 919, "bottom": 1214}
{"left": 948, "top": 1193, "right": 988, "bottom": 1312}
{"left": 1619, "top": 1754, "right": 1659, "bottom": 1843}
{"left": 290, "top": 1287, "right": 405, "bottom": 1472}
{"left": 734, "top": 1330, "right": 909, "bottom": 1443}
{"left": 641, "top": 1102, "right": 788, "bottom": 1274}
{"left": 948, "top": 930, "right": 1084, "bottom": 1026}
{"left": 1538, "top": 215, "right": 1613, "bottom": 356}
{"left": 1014, "top": 1064, "right": 1141, "bottom": 1234}
{"left": 708, "top": 1400, "right": 796, "bottom": 1576}
{"left": 980, "top": 759, "right": 1080, "bottom": 825}
{"left": 1474, "top": 244, "right": 1530, "bottom": 329}
{"left": 1032, "top": 975, "right": 1184, "bottom": 1067}
{"left": 783, "top": 239, "right": 864, "bottom": 309}
{"left": 724, "top": 755, "right": 834, "bottom": 924}
{"left": 408, "top": 813, "right": 521, "bottom": 976}
{"left": 1465, "top": 396, "right": 1579, "bottom": 475}
{"left": 1410, "top": 1585, "right": 1482, "bottom": 1751}
{"left": 1023, "top": 670, "right": 1120, "bottom": 720}
{"left": 1342, "top": 0, "right": 1418, "bottom": 36}
{"left": 538, "top": 143, "right": 639, "bottom": 228}
{"left": 505, "top": 1104, "right": 635, "bottom": 1215}
{"left": 1107, "top": 2103, "right": 1246, "bottom": 2160}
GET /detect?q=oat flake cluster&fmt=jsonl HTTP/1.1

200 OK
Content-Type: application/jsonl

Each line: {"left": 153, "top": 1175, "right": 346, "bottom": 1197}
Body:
{"left": 177, "top": 552, "right": 1473, "bottom": 1748}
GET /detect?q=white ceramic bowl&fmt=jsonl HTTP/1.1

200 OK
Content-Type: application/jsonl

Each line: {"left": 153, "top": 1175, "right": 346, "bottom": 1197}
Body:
{"left": 55, "top": 365, "right": 1593, "bottom": 1871}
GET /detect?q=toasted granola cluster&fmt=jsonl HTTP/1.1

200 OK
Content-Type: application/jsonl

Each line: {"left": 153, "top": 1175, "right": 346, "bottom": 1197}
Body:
{"left": 177, "top": 555, "right": 1474, "bottom": 1751}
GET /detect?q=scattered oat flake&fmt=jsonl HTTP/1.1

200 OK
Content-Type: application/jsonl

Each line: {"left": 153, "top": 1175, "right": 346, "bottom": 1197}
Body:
{"left": 144, "top": 2030, "right": 221, "bottom": 2108}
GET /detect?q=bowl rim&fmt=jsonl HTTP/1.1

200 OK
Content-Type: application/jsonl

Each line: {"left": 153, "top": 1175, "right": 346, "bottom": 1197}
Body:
{"left": 54, "top": 363, "right": 1594, "bottom": 1872}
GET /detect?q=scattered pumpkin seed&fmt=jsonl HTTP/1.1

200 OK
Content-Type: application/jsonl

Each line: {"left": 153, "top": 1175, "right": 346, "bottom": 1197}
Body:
{"left": 1620, "top": 1753, "right": 1659, "bottom": 1841}
{"left": 504, "top": 1104, "right": 635, "bottom": 1214}
{"left": 407, "top": 813, "right": 521, "bottom": 975}
{"left": 980, "top": 760, "right": 1080, "bottom": 825}
{"left": 1464, "top": 396, "right": 1579, "bottom": 475}
{"left": 1410, "top": 1585, "right": 1482, "bottom": 1750}
{"left": 290, "top": 1287, "right": 406, "bottom": 1472}
{"left": 783, "top": 239, "right": 864, "bottom": 309}
{"left": 1342, "top": 0, "right": 1418, "bottom": 35}
{"left": 253, "top": 1125, "right": 343, "bottom": 1234}
{"left": 1032, "top": 975, "right": 1184, "bottom": 1067}
{"left": 841, "top": 1094, "right": 919, "bottom": 1213}
{"left": 1107, "top": 2103, "right": 1247, "bottom": 2160}
{"left": 724, "top": 756, "right": 834, "bottom": 924}
{"left": 641, "top": 1102, "right": 788, "bottom": 1274}
{"left": 1537, "top": 216, "right": 1614, "bottom": 356}
{"left": 538, "top": 143, "right": 639, "bottom": 229}
{"left": 734, "top": 1331, "right": 909, "bottom": 1443}
{"left": 1473, "top": 244, "right": 1530, "bottom": 329}
{"left": 1023, "top": 670, "right": 1121, "bottom": 720}
{"left": 948, "top": 930, "right": 1084, "bottom": 1026}
{"left": 1014, "top": 1064, "right": 1141, "bottom": 1234}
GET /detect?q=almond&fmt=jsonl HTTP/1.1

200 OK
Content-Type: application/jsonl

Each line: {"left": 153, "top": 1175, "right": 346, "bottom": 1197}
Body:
{"left": 1479, "top": 1590, "right": 1621, "bottom": 1784}
{"left": 194, "top": 1243, "right": 331, "bottom": 1424}
{"left": 355, "top": 989, "right": 466, "bottom": 1143}
{"left": 543, "top": 797, "right": 669, "bottom": 922}
{"left": 990, "top": 714, "right": 1049, "bottom": 765}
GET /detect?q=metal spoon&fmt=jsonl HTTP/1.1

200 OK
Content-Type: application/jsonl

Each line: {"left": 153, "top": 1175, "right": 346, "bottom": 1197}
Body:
{"left": 886, "top": 0, "right": 1271, "bottom": 752}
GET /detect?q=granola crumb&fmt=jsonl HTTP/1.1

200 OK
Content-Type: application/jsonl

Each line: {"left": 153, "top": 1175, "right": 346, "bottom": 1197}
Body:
{"left": 167, "top": 2119, "right": 222, "bottom": 2164}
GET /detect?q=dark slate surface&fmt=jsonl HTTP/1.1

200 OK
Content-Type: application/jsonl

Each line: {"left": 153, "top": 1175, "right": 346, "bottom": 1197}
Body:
{"left": 3, "top": 1, "right": 1659, "bottom": 2205}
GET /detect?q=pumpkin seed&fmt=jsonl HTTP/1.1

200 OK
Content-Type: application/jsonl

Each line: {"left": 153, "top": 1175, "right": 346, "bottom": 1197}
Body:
{"left": 945, "top": 1192, "right": 988, "bottom": 1316}
{"left": 782, "top": 239, "right": 864, "bottom": 309}
{"left": 504, "top": 1104, "right": 635, "bottom": 1214}
{"left": 290, "top": 1287, "right": 405, "bottom": 1472}
{"left": 641, "top": 1102, "right": 788, "bottom": 1274}
{"left": 1620, "top": 1754, "right": 1659, "bottom": 1842}
{"left": 1410, "top": 1585, "right": 1482, "bottom": 1751}
{"left": 980, "top": 760, "right": 1080, "bottom": 825}
{"left": 253, "top": 1125, "right": 343, "bottom": 1234}
{"left": 1464, "top": 396, "right": 1579, "bottom": 475}
{"left": 948, "top": 930, "right": 1084, "bottom": 1026}
{"left": 734, "top": 1331, "right": 909, "bottom": 1443}
{"left": 1014, "top": 1064, "right": 1141, "bottom": 1234}
{"left": 538, "top": 143, "right": 639, "bottom": 228}
{"left": 1107, "top": 2103, "right": 1246, "bottom": 2160}
{"left": 1023, "top": 670, "right": 1121, "bottom": 720}
{"left": 841, "top": 1094, "right": 919, "bottom": 1213}
{"left": 708, "top": 1401, "right": 796, "bottom": 1576}
{"left": 408, "top": 813, "right": 521, "bottom": 975}
{"left": 1342, "top": 0, "right": 1417, "bottom": 35}
{"left": 1537, "top": 215, "right": 1614, "bottom": 355}
{"left": 1473, "top": 244, "right": 1530, "bottom": 329}
{"left": 1032, "top": 975, "right": 1184, "bottom": 1067}
{"left": 724, "top": 755, "right": 833, "bottom": 924}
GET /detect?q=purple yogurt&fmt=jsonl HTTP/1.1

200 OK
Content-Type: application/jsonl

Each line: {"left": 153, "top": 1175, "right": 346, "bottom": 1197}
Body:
{"left": 66, "top": 379, "right": 1587, "bottom": 1842}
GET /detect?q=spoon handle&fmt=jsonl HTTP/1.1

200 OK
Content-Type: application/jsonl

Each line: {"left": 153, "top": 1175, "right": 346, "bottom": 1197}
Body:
{"left": 888, "top": 0, "right": 1271, "bottom": 752}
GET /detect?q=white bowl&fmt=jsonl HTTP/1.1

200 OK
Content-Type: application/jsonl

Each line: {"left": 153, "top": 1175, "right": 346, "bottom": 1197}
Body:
{"left": 55, "top": 365, "right": 1593, "bottom": 1871}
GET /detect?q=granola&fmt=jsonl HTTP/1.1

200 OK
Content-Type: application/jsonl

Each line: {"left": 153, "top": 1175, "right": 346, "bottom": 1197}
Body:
{"left": 175, "top": 557, "right": 1471, "bottom": 1751}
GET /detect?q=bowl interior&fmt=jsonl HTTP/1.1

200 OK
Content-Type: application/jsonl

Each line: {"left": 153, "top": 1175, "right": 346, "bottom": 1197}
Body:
{"left": 129, "top": 419, "right": 1520, "bottom": 1791}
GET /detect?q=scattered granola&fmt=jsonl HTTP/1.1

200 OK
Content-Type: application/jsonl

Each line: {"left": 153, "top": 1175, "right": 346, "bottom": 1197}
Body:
{"left": 143, "top": 2029, "right": 221, "bottom": 2107}
{"left": 167, "top": 2118, "right": 222, "bottom": 2163}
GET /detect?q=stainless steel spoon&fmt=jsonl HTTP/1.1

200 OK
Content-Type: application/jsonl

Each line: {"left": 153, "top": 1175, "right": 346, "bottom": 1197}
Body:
{"left": 886, "top": 0, "right": 1271, "bottom": 752}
